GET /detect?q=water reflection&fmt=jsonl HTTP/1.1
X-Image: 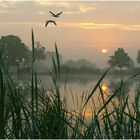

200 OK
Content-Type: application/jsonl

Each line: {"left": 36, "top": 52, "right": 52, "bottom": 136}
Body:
{"left": 101, "top": 84, "right": 107, "bottom": 93}
{"left": 18, "top": 73, "right": 139, "bottom": 119}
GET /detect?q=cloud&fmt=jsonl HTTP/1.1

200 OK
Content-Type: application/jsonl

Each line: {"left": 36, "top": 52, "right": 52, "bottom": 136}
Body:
{"left": 35, "top": 0, "right": 71, "bottom": 8}
{"left": 0, "top": 21, "right": 43, "bottom": 27}
{"left": 0, "top": 21, "right": 59, "bottom": 28}
{"left": 0, "top": 0, "right": 21, "bottom": 8}
{"left": 37, "top": 11, "right": 46, "bottom": 15}
{"left": 0, "top": 10, "right": 10, "bottom": 14}
{"left": 65, "top": 4, "right": 96, "bottom": 15}
{"left": 0, "top": 2, "right": 8, "bottom": 8}
{"left": 60, "top": 22, "right": 140, "bottom": 31}
{"left": 79, "top": 5, "right": 95, "bottom": 13}
{"left": 1, "top": 21, "right": 140, "bottom": 31}
{"left": 0, "top": 1, "right": 13, "bottom": 8}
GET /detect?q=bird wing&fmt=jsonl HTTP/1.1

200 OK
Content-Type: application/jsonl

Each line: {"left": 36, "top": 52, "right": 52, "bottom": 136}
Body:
{"left": 52, "top": 21, "right": 57, "bottom": 26}
{"left": 57, "top": 11, "right": 62, "bottom": 16}
{"left": 49, "top": 11, "right": 56, "bottom": 16}
{"left": 45, "top": 21, "right": 49, "bottom": 27}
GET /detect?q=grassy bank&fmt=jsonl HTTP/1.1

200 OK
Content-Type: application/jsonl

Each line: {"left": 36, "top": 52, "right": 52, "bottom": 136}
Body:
{"left": 0, "top": 30, "right": 140, "bottom": 139}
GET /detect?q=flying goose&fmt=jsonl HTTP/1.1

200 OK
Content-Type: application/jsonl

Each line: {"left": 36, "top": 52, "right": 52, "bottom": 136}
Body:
{"left": 49, "top": 11, "right": 62, "bottom": 18}
{"left": 45, "top": 20, "right": 57, "bottom": 27}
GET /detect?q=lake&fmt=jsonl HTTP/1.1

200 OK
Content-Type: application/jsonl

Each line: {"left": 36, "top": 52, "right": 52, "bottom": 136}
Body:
{"left": 18, "top": 73, "right": 140, "bottom": 118}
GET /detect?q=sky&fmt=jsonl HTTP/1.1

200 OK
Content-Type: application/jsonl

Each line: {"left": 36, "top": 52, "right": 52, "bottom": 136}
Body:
{"left": 0, "top": 0, "right": 140, "bottom": 68}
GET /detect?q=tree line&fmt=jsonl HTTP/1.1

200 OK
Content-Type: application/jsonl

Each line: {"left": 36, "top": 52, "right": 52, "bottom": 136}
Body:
{"left": 0, "top": 35, "right": 140, "bottom": 74}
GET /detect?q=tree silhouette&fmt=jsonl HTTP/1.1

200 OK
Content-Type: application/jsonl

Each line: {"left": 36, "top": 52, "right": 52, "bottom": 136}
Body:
{"left": 108, "top": 48, "right": 132, "bottom": 71}
{"left": 0, "top": 35, "right": 30, "bottom": 69}
{"left": 137, "top": 50, "right": 140, "bottom": 64}
{"left": 0, "top": 36, "right": 47, "bottom": 71}
{"left": 34, "top": 42, "right": 46, "bottom": 61}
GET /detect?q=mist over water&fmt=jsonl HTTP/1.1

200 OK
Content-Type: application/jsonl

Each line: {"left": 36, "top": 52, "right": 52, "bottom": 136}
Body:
{"left": 18, "top": 73, "right": 138, "bottom": 111}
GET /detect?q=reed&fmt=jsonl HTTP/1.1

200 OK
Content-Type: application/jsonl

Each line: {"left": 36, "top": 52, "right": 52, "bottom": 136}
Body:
{"left": 0, "top": 29, "right": 139, "bottom": 138}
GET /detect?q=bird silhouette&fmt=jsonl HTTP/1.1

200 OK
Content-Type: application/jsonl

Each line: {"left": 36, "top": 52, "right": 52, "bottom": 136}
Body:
{"left": 49, "top": 11, "right": 62, "bottom": 18}
{"left": 45, "top": 20, "right": 57, "bottom": 27}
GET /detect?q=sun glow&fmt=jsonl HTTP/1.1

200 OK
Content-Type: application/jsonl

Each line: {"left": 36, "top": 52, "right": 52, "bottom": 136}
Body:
{"left": 101, "top": 84, "right": 107, "bottom": 93}
{"left": 101, "top": 49, "right": 107, "bottom": 53}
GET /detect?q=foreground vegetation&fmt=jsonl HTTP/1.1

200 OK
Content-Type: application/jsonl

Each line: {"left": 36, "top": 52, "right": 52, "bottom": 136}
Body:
{"left": 0, "top": 30, "right": 140, "bottom": 139}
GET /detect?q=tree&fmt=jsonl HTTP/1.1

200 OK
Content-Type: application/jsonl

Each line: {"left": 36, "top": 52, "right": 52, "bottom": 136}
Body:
{"left": 0, "top": 35, "right": 47, "bottom": 71}
{"left": 34, "top": 42, "right": 46, "bottom": 61}
{"left": 108, "top": 48, "right": 132, "bottom": 70}
{"left": 137, "top": 50, "right": 140, "bottom": 64}
{"left": 0, "top": 35, "right": 31, "bottom": 69}
{"left": 63, "top": 59, "right": 96, "bottom": 68}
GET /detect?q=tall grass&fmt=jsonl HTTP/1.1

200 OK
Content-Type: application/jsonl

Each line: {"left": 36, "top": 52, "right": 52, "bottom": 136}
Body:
{"left": 0, "top": 29, "right": 139, "bottom": 138}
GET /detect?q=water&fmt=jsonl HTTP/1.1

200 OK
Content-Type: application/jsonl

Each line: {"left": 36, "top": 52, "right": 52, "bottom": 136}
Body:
{"left": 39, "top": 75, "right": 138, "bottom": 110}
{"left": 19, "top": 73, "right": 139, "bottom": 118}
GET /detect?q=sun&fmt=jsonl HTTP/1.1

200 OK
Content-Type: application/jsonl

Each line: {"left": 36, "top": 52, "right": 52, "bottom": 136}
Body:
{"left": 101, "top": 49, "right": 107, "bottom": 53}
